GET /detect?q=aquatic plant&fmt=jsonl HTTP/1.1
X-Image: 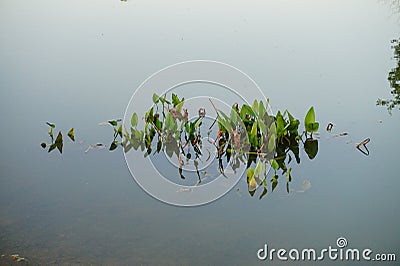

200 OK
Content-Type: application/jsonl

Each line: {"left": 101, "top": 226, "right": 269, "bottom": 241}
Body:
{"left": 377, "top": 38, "right": 400, "bottom": 114}
{"left": 40, "top": 94, "right": 320, "bottom": 198}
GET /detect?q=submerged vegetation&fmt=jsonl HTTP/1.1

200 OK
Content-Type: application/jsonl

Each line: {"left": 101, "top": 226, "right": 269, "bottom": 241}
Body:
{"left": 377, "top": 38, "right": 400, "bottom": 114}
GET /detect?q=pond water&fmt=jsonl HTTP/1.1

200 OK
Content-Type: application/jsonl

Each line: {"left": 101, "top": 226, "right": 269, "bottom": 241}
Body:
{"left": 1, "top": 0, "right": 399, "bottom": 265}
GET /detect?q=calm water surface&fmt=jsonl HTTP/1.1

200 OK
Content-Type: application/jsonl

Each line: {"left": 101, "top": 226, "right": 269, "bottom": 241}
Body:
{"left": 1, "top": 0, "right": 399, "bottom": 265}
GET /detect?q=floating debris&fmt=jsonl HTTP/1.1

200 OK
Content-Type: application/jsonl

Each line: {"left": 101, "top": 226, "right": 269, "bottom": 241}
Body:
{"left": 326, "top": 123, "right": 334, "bottom": 132}
{"left": 356, "top": 138, "right": 370, "bottom": 156}
{"left": 85, "top": 143, "right": 106, "bottom": 153}
{"left": 11, "top": 254, "right": 26, "bottom": 262}
{"left": 333, "top": 132, "right": 348, "bottom": 137}
{"left": 198, "top": 108, "right": 206, "bottom": 117}
{"left": 176, "top": 187, "right": 192, "bottom": 193}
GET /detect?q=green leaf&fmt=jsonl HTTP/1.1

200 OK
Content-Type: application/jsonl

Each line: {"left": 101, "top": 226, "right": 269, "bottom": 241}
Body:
{"left": 117, "top": 125, "right": 123, "bottom": 138}
{"left": 271, "top": 159, "right": 279, "bottom": 171}
{"left": 286, "top": 167, "right": 292, "bottom": 182}
{"left": 247, "top": 167, "right": 255, "bottom": 182}
{"left": 230, "top": 108, "right": 238, "bottom": 126}
{"left": 145, "top": 107, "right": 154, "bottom": 123}
{"left": 109, "top": 140, "right": 118, "bottom": 151}
{"left": 49, "top": 131, "right": 63, "bottom": 154}
{"left": 271, "top": 175, "right": 278, "bottom": 192}
{"left": 268, "top": 135, "right": 276, "bottom": 153}
{"left": 305, "top": 106, "right": 315, "bottom": 124}
{"left": 171, "top": 93, "right": 180, "bottom": 107}
{"left": 48, "top": 143, "right": 57, "bottom": 153}
{"left": 251, "top": 122, "right": 257, "bottom": 137}
{"left": 259, "top": 101, "right": 266, "bottom": 120}
{"left": 304, "top": 138, "right": 319, "bottom": 159}
{"left": 259, "top": 187, "right": 268, "bottom": 200}
{"left": 304, "top": 106, "right": 319, "bottom": 133}
{"left": 258, "top": 120, "right": 267, "bottom": 135}
{"left": 248, "top": 176, "right": 257, "bottom": 192}
{"left": 250, "top": 122, "right": 258, "bottom": 146}
{"left": 240, "top": 105, "right": 255, "bottom": 120}
{"left": 155, "top": 119, "right": 163, "bottom": 131}
{"left": 252, "top": 100, "right": 259, "bottom": 116}
{"left": 67, "top": 128, "right": 75, "bottom": 141}
{"left": 275, "top": 111, "right": 287, "bottom": 137}
{"left": 165, "top": 112, "right": 174, "bottom": 130}
{"left": 159, "top": 94, "right": 171, "bottom": 105}
{"left": 131, "top": 112, "right": 138, "bottom": 127}
{"left": 152, "top": 93, "right": 160, "bottom": 104}
{"left": 194, "top": 117, "right": 202, "bottom": 129}
{"left": 254, "top": 160, "right": 263, "bottom": 175}
{"left": 176, "top": 101, "right": 184, "bottom": 113}
{"left": 217, "top": 114, "right": 231, "bottom": 132}
{"left": 108, "top": 120, "right": 118, "bottom": 126}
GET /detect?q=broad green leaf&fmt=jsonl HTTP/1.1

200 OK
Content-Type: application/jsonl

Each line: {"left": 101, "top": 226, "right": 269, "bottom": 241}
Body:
{"left": 254, "top": 160, "right": 263, "bottom": 175}
{"left": 304, "top": 106, "right": 319, "bottom": 133}
{"left": 67, "top": 128, "right": 75, "bottom": 141}
{"left": 259, "top": 101, "right": 266, "bottom": 120}
{"left": 165, "top": 112, "right": 174, "bottom": 130}
{"left": 230, "top": 108, "right": 238, "bottom": 126}
{"left": 304, "top": 106, "right": 315, "bottom": 125}
{"left": 217, "top": 114, "right": 231, "bottom": 132}
{"left": 304, "top": 138, "right": 319, "bottom": 159}
{"left": 271, "top": 159, "right": 279, "bottom": 171}
{"left": 248, "top": 176, "right": 257, "bottom": 192}
{"left": 275, "top": 111, "right": 287, "bottom": 137}
{"left": 240, "top": 105, "right": 255, "bottom": 120}
{"left": 252, "top": 100, "right": 259, "bottom": 116}
{"left": 131, "top": 112, "right": 138, "bottom": 127}
{"left": 155, "top": 119, "right": 162, "bottom": 131}
{"left": 152, "top": 93, "right": 160, "bottom": 104}
{"left": 176, "top": 101, "right": 184, "bottom": 113}
{"left": 171, "top": 119, "right": 178, "bottom": 132}
{"left": 250, "top": 122, "right": 257, "bottom": 137}
{"left": 258, "top": 120, "right": 267, "bottom": 135}
{"left": 268, "top": 135, "right": 276, "bottom": 152}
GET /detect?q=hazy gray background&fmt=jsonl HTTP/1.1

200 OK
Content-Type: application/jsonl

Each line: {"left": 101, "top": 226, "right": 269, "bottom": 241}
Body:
{"left": 1, "top": 0, "right": 399, "bottom": 264}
